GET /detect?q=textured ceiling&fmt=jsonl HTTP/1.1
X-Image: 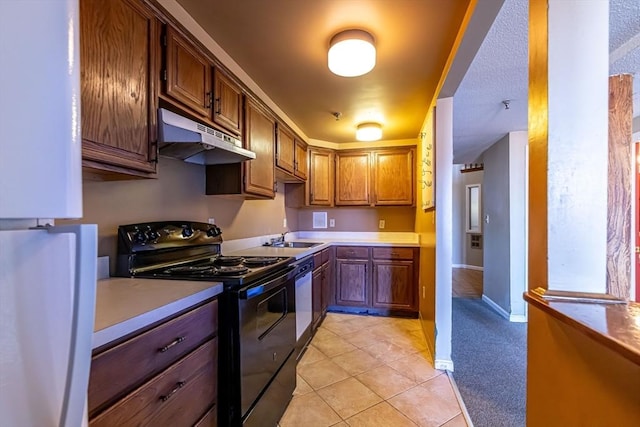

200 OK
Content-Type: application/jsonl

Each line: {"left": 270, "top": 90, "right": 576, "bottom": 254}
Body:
{"left": 452, "top": 0, "right": 640, "bottom": 164}
{"left": 174, "top": 0, "right": 471, "bottom": 143}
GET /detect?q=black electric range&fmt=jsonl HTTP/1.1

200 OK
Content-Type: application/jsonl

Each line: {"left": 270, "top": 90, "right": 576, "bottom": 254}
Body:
{"left": 115, "top": 220, "right": 293, "bottom": 288}
{"left": 116, "top": 221, "right": 298, "bottom": 427}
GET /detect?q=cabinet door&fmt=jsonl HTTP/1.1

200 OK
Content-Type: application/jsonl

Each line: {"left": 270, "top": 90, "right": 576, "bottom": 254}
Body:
{"left": 335, "top": 259, "right": 369, "bottom": 307}
{"left": 294, "top": 139, "right": 308, "bottom": 180}
{"left": 244, "top": 99, "right": 275, "bottom": 198}
{"left": 335, "top": 152, "right": 370, "bottom": 205}
{"left": 213, "top": 69, "right": 243, "bottom": 136}
{"left": 80, "top": 0, "right": 158, "bottom": 177}
{"left": 312, "top": 268, "right": 322, "bottom": 329}
{"left": 372, "top": 148, "right": 415, "bottom": 206}
{"left": 321, "top": 262, "right": 331, "bottom": 315}
{"left": 276, "top": 124, "right": 295, "bottom": 175}
{"left": 164, "top": 26, "right": 212, "bottom": 118}
{"left": 372, "top": 260, "right": 416, "bottom": 311}
{"left": 308, "top": 149, "right": 334, "bottom": 206}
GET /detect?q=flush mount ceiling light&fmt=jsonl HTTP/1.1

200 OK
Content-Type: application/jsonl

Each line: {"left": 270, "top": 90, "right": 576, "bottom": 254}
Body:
{"left": 356, "top": 122, "right": 382, "bottom": 141}
{"left": 328, "top": 29, "right": 376, "bottom": 77}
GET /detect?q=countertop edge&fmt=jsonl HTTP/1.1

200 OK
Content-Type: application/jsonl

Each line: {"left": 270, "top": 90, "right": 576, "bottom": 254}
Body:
{"left": 524, "top": 290, "right": 640, "bottom": 366}
{"left": 227, "top": 240, "right": 420, "bottom": 260}
{"left": 92, "top": 283, "right": 223, "bottom": 349}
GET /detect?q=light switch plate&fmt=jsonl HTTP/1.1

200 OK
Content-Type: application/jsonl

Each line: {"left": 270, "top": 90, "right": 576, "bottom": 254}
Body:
{"left": 379, "top": 219, "right": 385, "bottom": 229}
{"left": 329, "top": 219, "right": 335, "bottom": 227}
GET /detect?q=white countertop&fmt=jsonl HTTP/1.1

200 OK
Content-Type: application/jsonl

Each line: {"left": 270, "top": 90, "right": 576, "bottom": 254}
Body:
{"left": 226, "top": 235, "right": 420, "bottom": 260}
{"left": 93, "top": 277, "right": 223, "bottom": 349}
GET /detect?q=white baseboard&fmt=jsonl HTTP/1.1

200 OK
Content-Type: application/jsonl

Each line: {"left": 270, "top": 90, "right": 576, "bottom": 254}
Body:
{"left": 482, "top": 295, "right": 528, "bottom": 323}
{"left": 452, "top": 264, "right": 483, "bottom": 271}
{"left": 435, "top": 359, "right": 454, "bottom": 372}
{"left": 509, "top": 314, "right": 528, "bottom": 323}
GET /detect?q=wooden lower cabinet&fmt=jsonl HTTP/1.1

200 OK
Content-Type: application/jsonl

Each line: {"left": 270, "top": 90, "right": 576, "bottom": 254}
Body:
{"left": 332, "top": 246, "right": 418, "bottom": 316}
{"left": 89, "top": 299, "right": 218, "bottom": 426}
{"left": 335, "top": 259, "right": 369, "bottom": 308}
{"left": 372, "top": 261, "right": 416, "bottom": 311}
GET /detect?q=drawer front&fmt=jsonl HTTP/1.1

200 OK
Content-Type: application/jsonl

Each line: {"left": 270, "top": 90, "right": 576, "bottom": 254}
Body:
{"left": 313, "top": 251, "right": 322, "bottom": 268}
{"left": 321, "top": 248, "right": 330, "bottom": 264}
{"left": 194, "top": 405, "right": 217, "bottom": 427}
{"left": 89, "top": 299, "right": 218, "bottom": 415}
{"left": 372, "top": 247, "right": 415, "bottom": 260}
{"left": 336, "top": 246, "right": 369, "bottom": 259}
{"left": 90, "top": 338, "right": 218, "bottom": 427}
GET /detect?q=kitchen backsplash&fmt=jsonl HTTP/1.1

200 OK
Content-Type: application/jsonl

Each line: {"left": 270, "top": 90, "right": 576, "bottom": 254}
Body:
{"left": 60, "top": 156, "right": 415, "bottom": 274}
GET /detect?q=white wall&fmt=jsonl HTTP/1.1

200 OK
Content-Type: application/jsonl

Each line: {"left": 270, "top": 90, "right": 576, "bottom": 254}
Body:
{"left": 481, "top": 131, "right": 527, "bottom": 321}
{"left": 452, "top": 166, "right": 484, "bottom": 268}
{"left": 434, "top": 97, "right": 454, "bottom": 371}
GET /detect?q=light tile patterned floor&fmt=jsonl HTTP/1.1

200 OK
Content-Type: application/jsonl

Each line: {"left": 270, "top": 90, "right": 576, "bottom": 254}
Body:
{"left": 279, "top": 313, "right": 468, "bottom": 427}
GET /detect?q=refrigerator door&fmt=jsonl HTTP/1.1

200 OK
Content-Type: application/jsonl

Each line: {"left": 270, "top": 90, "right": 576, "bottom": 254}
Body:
{"left": 0, "top": 225, "right": 97, "bottom": 427}
{"left": 0, "top": 0, "right": 82, "bottom": 219}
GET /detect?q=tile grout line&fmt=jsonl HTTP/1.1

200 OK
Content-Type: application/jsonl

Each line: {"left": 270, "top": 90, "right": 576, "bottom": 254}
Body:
{"left": 446, "top": 371, "right": 474, "bottom": 427}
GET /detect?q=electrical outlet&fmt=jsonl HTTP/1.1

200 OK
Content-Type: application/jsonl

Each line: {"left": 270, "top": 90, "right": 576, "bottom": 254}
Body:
{"left": 208, "top": 218, "right": 215, "bottom": 225}
{"left": 378, "top": 219, "right": 385, "bottom": 229}
{"left": 283, "top": 218, "right": 287, "bottom": 228}
{"left": 329, "top": 219, "right": 335, "bottom": 227}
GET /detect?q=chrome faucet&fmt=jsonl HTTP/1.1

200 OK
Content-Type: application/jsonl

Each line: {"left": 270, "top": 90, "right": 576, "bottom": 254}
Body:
{"left": 280, "top": 231, "right": 289, "bottom": 242}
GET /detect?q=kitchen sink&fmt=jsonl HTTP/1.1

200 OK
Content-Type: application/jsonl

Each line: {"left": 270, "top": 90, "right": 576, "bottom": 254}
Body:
{"left": 271, "top": 241, "right": 321, "bottom": 248}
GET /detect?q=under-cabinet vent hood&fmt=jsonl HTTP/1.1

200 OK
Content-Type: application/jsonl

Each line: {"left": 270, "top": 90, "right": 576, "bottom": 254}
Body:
{"left": 158, "top": 108, "right": 256, "bottom": 165}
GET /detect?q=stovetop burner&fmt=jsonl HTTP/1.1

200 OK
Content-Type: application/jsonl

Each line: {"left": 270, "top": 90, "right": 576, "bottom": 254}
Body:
{"left": 215, "top": 256, "right": 244, "bottom": 266}
{"left": 165, "top": 265, "right": 216, "bottom": 274}
{"left": 216, "top": 265, "right": 249, "bottom": 275}
{"left": 243, "top": 257, "right": 279, "bottom": 267}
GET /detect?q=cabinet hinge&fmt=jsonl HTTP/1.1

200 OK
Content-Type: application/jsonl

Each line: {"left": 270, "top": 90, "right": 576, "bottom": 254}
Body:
{"left": 162, "top": 69, "right": 167, "bottom": 81}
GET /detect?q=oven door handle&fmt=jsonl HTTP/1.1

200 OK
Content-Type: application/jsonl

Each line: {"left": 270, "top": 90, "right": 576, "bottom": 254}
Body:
{"left": 239, "top": 265, "right": 297, "bottom": 299}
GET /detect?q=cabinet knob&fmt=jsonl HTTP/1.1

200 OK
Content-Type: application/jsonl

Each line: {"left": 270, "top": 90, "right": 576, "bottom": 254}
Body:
{"left": 215, "top": 97, "right": 221, "bottom": 115}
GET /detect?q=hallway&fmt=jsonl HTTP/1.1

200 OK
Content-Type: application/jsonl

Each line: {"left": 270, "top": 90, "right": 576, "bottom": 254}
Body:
{"left": 451, "top": 267, "right": 526, "bottom": 427}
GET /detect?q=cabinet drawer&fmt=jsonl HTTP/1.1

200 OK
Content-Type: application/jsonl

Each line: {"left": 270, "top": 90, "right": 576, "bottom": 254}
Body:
{"left": 321, "top": 248, "right": 330, "bottom": 264}
{"left": 313, "top": 250, "right": 323, "bottom": 268}
{"left": 194, "top": 405, "right": 217, "bottom": 426}
{"left": 372, "top": 247, "right": 415, "bottom": 260}
{"left": 336, "top": 246, "right": 369, "bottom": 259}
{"left": 90, "top": 338, "right": 218, "bottom": 427}
{"left": 89, "top": 299, "right": 218, "bottom": 415}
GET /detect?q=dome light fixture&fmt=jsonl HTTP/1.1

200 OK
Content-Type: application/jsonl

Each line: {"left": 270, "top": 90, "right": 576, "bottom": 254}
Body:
{"left": 328, "top": 29, "right": 376, "bottom": 77}
{"left": 356, "top": 122, "right": 382, "bottom": 141}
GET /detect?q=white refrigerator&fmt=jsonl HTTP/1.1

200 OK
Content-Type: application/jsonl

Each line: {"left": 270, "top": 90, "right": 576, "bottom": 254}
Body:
{"left": 0, "top": 1, "right": 98, "bottom": 426}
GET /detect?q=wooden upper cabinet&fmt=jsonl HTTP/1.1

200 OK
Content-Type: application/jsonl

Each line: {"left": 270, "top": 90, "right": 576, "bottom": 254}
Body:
{"left": 164, "top": 26, "right": 212, "bottom": 118}
{"left": 294, "top": 139, "right": 308, "bottom": 180}
{"left": 276, "top": 123, "right": 296, "bottom": 175}
{"left": 213, "top": 69, "right": 243, "bottom": 136}
{"left": 372, "top": 148, "right": 415, "bottom": 206}
{"left": 308, "top": 149, "right": 334, "bottom": 206}
{"left": 335, "top": 152, "right": 370, "bottom": 206}
{"left": 80, "top": 0, "right": 158, "bottom": 178}
{"left": 244, "top": 99, "right": 276, "bottom": 198}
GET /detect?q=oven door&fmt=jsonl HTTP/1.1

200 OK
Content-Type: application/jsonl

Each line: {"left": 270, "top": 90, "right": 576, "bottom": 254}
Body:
{"left": 238, "top": 265, "right": 296, "bottom": 417}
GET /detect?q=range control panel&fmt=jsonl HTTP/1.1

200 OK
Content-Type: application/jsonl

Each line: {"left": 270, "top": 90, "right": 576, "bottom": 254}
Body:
{"left": 117, "top": 221, "right": 222, "bottom": 253}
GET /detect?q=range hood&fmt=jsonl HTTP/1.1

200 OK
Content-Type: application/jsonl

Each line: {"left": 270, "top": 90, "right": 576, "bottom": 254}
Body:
{"left": 158, "top": 108, "right": 256, "bottom": 165}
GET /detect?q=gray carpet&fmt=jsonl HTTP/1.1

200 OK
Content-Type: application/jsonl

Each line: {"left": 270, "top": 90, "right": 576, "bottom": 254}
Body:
{"left": 451, "top": 298, "right": 527, "bottom": 427}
